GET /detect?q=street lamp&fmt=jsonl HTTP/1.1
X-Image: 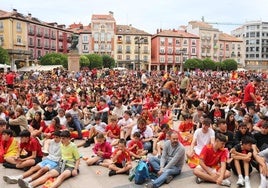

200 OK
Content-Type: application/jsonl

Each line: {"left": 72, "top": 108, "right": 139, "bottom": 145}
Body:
{"left": 134, "top": 36, "right": 144, "bottom": 71}
{"left": 179, "top": 49, "right": 187, "bottom": 73}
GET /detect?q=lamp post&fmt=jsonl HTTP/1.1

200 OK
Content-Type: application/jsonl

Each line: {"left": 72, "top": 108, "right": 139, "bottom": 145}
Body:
{"left": 10, "top": 18, "right": 15, "bottom": 71}
{"left": 134, "top": 36, "right": 144, "bottom": 71}
{"left": 179, "top": 49, "right": 186, "bottom": 73}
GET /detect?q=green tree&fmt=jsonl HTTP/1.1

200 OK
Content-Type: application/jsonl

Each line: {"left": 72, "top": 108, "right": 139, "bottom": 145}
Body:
{"left": 0, "top": 47, "right": 10, "bottom": 64}
{"left": 222, "top": 59, "right": 238, "bottom": 71}
{"left": 184, "top": 58, "right": 198, "bottom": 70}
{"left": 79, "top": 55, "right": 90, "bottom": 68}
{"left": 85, "top": 54, "right": 103, "bottom": 69}
{"left": 40, "top": 53, "right": 68, "bottom": 68}
{"left": 102, "top": 55, "right": 115, "bottom": 68}
{"left": 203, "top": 58, "right": 216, "bottom": 70}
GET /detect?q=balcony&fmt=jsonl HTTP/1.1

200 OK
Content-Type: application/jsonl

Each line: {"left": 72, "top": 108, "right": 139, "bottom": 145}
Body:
{"left": 59, "top": 46, "right": 63, "bottom": 52}
{"left": 59, "top": 36, "right": 63, "bottom": 41}
{"left": 213, "top": 54, "right": 217, "bottom": 57}
{"left": 207, "top": 36, "right": 211, "bottom": 40}
{"left": 201, "top": 53, "right": 206, "bottom": 57}
{"left": 206, "top": 53, "right": 211, "bottom": 57}
{"left": 36, "top": 32, "right": 43, "bottom": 37}
{"left": 207, "top": 45, "right": 211, "bottom": 49}
{"left": 51, "top": 45, "right": 56, "bottom": 50}
{"left": 125, "top": 50, "right": 131, "bottom": 54}
{"left": 117, "top": 49, "right": 122, "bottom": 53}
{"left": 82, "top": 49, "right": 89, "bottom": 53}
{"left": 44, "top": 45, "right": 50, "bottom": 49}
{"left": 44, "top": 33, "right": 50, "bottom": 38}
{"left": 51, "top": 34, "right": 56, "bottom": 40}
{"left": 201, "top": 45, "right": 206, "bottom": 48}
{"left": 125, "top": 40, "right": 131, "bottom": 44}
{"left": 159, "top": 50, "right": 165, "bottom": 54}
{"left": 143, "top": 50, "right": 149, "bottom": 54}
{"left": 167, "top": 51, "right": 173, "bottom": 55}
{"left": 37, "top": 44, "right": 42, "bottom": 48}
{"left": 28, "top": 30, "right": 35, "bottom": 35}
{"left": 29, "top": 42, "right": 34, "bottom": 47}
{"left": 67, "top": 37, "right": 72, "bottom": 42}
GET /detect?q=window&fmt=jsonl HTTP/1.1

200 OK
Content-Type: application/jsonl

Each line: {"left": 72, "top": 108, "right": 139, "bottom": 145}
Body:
{"left": 0, "top": 35, "right": 3, "bottom": 45}
{"left": 16, "top": 22, "right": 22, "bottom": 32}
{"left": 160, "top": 56, "right": 165, "bottom": 63}
{"left": 17, "top": 35, "right": 22, "bottom": 44}
{"left": 168, "top": 38, "right": 172, "bottom": 45}
{"left": 192, "top": 48, "right": 196, "bottom": 54}
{"left": 37, "top": 38, "right": 41, "bottom": 46}
{"left": 117, "top": 36, "right": 122, "bottom": 43}
{"left": 183, "top": 39, "right": 188, "bottom": 45}
{"left": 175, "top": 39, "right": 180, "bottom": 45}
{"left": 143, "top": 56, "right": 148, "bottom": 61}
{"left": 94, "top": 33, "right": 99, "bottom": 41}
{"left": 126, "top": 46, "right": 131, "bottom": 53}
{"left": 167, "top": 56, "right": 173, "bottom": 63}
{"left": 37, "top": 50, "right": 41, "bottom": 57}
{"left": 83, "top": 35, "right": 88, "bottom": 43}
{"left": 250, "top": 32, "right": 255, "bottom": 37}
{"left": 100, "top": 32, "right": 105, "bottom": 41}
{"left": 94, "top": 43, "right": 99, "bottom": 51}
{"left": 126, "top": 55, "right": 130, "bottom": 60}
{"left": 93, "top": 24, "right": 99, "bottom": 30}
{"left": 126, "top": 36, "right": 131, "bottom": 43}
{"left": 44, "top": 39, "right": 49, "bottom": 47}
{"left": 160, "top": 38, "right": 165, "bottom": 45}
{"left": 232, "top": 44, "right": 235, "bottom": 50}
{"left": 100, "top": 43, "right": 105, "bottom": 50}
{"left": 117, "top": 55, "right": 122, "bottom": 60}
{"left": 167, "top": 48, "right": 173, "bottom": 54}
{"left": 160, "top": 48, "right": 165, "bottom": 54}
{"left": 192, "top": 39, "right": 196, "bottom": 46}
{"left": 83, "top": 44, "right": 88, "bottom": 51}
{"left": 0, "top": 21, "right": 3, "bottom": 30}
{"left": 107, "top": 33, "right": 111, "bottom": 41}
{"left": 175, "top": 56, "right": 180, "bottom": 63}
{"left": 107, "top": 44, "right": 111, "bottom": 50}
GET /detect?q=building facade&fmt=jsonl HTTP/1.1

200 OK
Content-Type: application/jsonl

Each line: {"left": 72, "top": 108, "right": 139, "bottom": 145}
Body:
{"left": 232, "top": 21, "right": 268, "bottom": 70}
{"left": 151, "top": 29, "right": 199, "bottom": 71}
{"left": 91, "top": 11, "right": 116, "bottom": 57}
{"left": 0, "top": 9, "right": 73, "bottom": 69}
{"left": 115, "top": 25, "right": 151, "bottom": 70}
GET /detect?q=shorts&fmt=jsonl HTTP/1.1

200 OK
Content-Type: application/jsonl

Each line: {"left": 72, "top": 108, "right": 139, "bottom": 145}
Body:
{"left": 54, "top": 165, "right": 75, "bottom": 175}
{"left": 196, "top": 165, "right": 217, "bottom": 174}
{"left": 34, "top": 157, "right": 43, "bottom": 165}
{"left": 38, "top": 159, "right": 59, "bottom": 170}
{"left": 115, "top": 163, "right": 124, "bottom": 168}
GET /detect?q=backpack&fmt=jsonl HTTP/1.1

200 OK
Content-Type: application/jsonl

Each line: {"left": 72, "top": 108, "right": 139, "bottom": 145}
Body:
{"left": 133, "top": 160, "right": 150, "bottom": 184}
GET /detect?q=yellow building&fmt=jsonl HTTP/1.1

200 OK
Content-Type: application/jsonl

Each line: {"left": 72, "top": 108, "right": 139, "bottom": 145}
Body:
{"left": 115, "top": 25, "right": 151, "bottom": 71}
{"left": 0, "top": 9, "right": 31, "bottom": 69}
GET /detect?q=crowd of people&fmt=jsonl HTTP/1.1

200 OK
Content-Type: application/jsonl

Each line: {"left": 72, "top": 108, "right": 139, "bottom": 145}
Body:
{"left": 0, "top": 67, "right": 268, "bottom": 188}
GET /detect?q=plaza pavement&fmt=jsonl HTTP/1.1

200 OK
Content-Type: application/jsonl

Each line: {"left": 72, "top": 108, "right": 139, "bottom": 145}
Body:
{"left": 0, "top": 120, "right": 262, "bottom": 188}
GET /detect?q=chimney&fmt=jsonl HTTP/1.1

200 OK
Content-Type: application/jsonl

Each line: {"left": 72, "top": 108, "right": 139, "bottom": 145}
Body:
{"left": 129, "top": 24, "right": 132, "bottom": 27}
{"left": 157, "top": 29, "right": 159, "bottom": 34}
{"left": 12, "top": 9, "right": 17, "bottom": 13}
{"left": 109, "top": 11, "right": 114, "bottom": 16}
{"left": 28, "top": 13, "right": 32, "bottom": 19}
{"left": 173, "top": 28, "right": 176, "bottom": 32}
{"left": 160, "top": 29, "right": 162, "bottom": 32}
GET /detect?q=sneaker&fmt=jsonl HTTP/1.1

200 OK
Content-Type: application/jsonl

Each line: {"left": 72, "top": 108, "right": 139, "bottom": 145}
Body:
{"left": 221, "top": 179, "right": 231, "bottom": 187}
{"left": 236, "top": 177, "right": 244, "bottom": 187}
{"left": 145, "top": 183, "right": 153, "bottom": 188}
{"left": 165, "top": 175, "right": 173, "bottom": 184}
{"left": 245, "top": 180, "right": 251, "bottom": 188}
{"left": 195, "top": 177, "right": 204, "bottom": 184}
{"left": 108, "top": 170, "right": 116, "bottom": 176}
{"left": 18, "top": 178, "right": 32, "bottom": 188}
{"left": 3, "top": 175, "right": 19, "bottom": 184}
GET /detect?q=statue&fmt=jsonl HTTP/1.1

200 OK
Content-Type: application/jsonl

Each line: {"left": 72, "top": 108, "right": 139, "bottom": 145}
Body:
{"left": 69, "top": 34, "right": 79, "bottom": 51}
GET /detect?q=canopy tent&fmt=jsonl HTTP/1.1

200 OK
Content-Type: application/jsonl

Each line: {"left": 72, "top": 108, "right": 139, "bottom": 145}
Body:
{"left": 17, "top": 65, "right": 63, "bottom": 72}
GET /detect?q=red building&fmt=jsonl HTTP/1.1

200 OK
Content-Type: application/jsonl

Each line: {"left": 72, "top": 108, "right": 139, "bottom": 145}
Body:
{"left": 151, "top": 29, "right": 200, "bottom": 71}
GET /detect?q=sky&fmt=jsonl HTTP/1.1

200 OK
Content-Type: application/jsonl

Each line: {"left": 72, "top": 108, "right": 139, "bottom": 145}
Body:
{"left": 1, "top": 0, "right": 268, "bottom": 34}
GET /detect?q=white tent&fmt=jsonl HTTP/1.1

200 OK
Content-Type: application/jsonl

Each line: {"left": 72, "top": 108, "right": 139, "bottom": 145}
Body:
{"left": 17, "top": 65, "right": 63, "bottom": 72}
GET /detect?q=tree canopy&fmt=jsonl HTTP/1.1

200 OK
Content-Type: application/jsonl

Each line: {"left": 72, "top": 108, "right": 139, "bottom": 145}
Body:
{"left": 40, "top": 53, "right": 68, "bottom": 68}
{"left": 0, "top": 47, "right": 10, "bottom": 65}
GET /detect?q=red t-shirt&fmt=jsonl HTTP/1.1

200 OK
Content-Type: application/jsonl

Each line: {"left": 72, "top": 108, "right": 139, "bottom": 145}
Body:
{"left": 128, "top": 140, "right": 143, "bottom": 154}
{"left": 179, "top": 121, "right": 194, "bottom": 132}
{"left": 5, "top": 73, "right": 15, "bottom": 85}
{"left": 105, "top": 124, "right": 120, "bottom": 138}
{"left": 199, "top": 144, "right": 228, "bottom": 168}
{"left": 112, "top": 148, "right": 131, "bottom": 163}
{"left": 244, "top": 83, "right": 255, "bottom": 103}
{"left": 20, "top": 137, "right": 43, "bottom": 157}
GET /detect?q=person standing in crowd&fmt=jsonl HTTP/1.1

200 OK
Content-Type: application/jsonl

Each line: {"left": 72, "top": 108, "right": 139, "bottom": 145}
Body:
{"left": 5, "top": 70, "right": 16, "bottom": 89}
{"left": 179, "top": 73, "right": 190, "bottom": 98}
{"left": 243, "top": 77, "right": 261, "bottom": 109}
{"left": 141, "top": 69, "right": 148, "bottom": 89}
{"left": 146, "top": 132, "right": 185, "bottom": 188}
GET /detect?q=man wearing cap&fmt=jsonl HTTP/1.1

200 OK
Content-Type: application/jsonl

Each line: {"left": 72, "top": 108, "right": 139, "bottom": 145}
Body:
{"left": 243, "top": 77, "right": 261, "bottom": 109}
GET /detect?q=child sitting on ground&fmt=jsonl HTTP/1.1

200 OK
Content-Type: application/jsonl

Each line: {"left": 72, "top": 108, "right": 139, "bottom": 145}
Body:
{"left": 127, "top": 132, "right": 147, "bottom": 159}
{"left": 108, "top": 139, "right": 132, "bottom": 176}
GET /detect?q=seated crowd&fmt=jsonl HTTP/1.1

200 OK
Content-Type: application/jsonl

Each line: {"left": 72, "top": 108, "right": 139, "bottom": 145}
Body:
{"left": 0, "top": 68, "right": 268, "bottom": 188}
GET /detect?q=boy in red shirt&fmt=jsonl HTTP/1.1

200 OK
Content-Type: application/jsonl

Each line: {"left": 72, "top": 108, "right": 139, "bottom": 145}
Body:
{"left": 108, "top": 139, "right": 132, "bottom": 176}
{"left": 193, "top": 133, "right": 231, "bottom": 187}
{"left": 128, "top": 132, "right": 147, "bottom": 159}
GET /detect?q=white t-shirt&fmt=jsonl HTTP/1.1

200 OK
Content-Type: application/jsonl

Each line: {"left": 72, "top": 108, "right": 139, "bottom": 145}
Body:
{"left": 118, "top": 118, "right": 133, "bottom": 128}
{"left": 141, "top": 73, "right": 147, "bottom": 84}
{"left": 131, "top": 125, "right": 153, "bottom": 138}
{"left": 193, "top": 127, "right": 215, "bottom": 155}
